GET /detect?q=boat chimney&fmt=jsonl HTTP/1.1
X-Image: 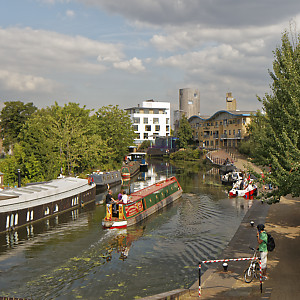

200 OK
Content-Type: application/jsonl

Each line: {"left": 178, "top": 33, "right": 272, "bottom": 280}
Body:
{"left": 17, "top": 169, "right": 21, "bottom": 187}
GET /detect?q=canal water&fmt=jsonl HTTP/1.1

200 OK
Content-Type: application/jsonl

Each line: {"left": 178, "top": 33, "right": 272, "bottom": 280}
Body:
{"left": 0, "top": 160, "right": 253, "bottom": 299}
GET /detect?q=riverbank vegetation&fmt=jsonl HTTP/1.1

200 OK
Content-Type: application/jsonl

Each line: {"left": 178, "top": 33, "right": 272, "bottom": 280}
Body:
{"left": 0, "top": 102, "right": 135, "bottom": 186}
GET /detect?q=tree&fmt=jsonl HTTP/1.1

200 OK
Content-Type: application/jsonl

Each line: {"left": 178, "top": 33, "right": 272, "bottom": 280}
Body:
{"left": 0, "top": 101, "right": 37, "bottom": 152}
{"left": 250, "top": 30, "right": 300, "bottom": 202}
{"left": 19, "top": 102, "right": 114, "bottom": 178}
{"left": 177, "top": 114, "right": 193, "bottom": 149}
{"left": 94, "top": 105, "right": 135, "bottom": 163}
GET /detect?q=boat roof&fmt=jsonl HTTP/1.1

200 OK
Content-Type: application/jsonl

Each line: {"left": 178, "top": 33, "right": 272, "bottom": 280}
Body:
{"left": 129, "top": 177, "right": 178, "bottom": 202}
{"left": 130, "top": 152, "right": 147, "bottom": 156}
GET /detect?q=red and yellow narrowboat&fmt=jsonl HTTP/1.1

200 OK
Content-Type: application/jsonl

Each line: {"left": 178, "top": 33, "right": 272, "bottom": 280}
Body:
{"left": 102, "top": 176, "right": 182, "bottom": 229}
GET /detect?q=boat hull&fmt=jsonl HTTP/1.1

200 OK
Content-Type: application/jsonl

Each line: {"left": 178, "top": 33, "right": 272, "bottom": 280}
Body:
{"left": 229, "top": 186, "right": 257, "bottom": 199}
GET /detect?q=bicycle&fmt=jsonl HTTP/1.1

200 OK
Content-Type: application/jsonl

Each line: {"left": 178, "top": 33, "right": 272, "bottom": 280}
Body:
{"left": 244, "top": 247, "right": 261, "bottom": 283}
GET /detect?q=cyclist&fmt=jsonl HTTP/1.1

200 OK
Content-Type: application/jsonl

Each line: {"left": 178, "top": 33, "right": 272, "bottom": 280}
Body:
{"left": 257, "top": 223, "right": 268, "bottom": 280}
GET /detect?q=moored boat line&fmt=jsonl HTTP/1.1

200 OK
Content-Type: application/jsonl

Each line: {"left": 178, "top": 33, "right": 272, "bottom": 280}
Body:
{"left": 102, "top": 176, "right": 183, "bottom": 229}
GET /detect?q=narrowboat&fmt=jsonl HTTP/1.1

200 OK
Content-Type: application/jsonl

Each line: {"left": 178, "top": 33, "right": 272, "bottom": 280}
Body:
{"left": 88, "top": 170, "right": 122, "bottom": 192}
{"left": 102, "top": 176, "right": 182, "bottom": 229}
{"left": 128, "top": 152, "right": 148, "bottom": 171}
{"left": 0, "top": 177, "right": 96, "bottom": 233}
{"left": 121, "top": 161, "right": 140, "bottom": 179}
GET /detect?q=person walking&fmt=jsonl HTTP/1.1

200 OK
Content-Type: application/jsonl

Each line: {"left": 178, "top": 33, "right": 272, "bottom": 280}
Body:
{"left": 257, "top": 224, "right": 268, "bottom": 279}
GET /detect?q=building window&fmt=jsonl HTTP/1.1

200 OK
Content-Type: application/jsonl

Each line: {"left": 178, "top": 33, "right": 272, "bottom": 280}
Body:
{"left": 233, "top": 129, "right": 235, "bottom": 136}
{"left": 188, "top": 100, "right": 193, "bottom": 105}
{"left": 144, "top": 109, "right": 149, "bottom": 114}
{"left": 215, "top": 121, "right": 218, "bottom": 126}
{"left": 133, "top": 125, "right": 138, "bottom": 131}
{"left": 166, "top": 118, "right": 169, "bottom": 124}
{"left": 145, "top": 125, "right": 151, "bottom": 131}
{"left": 229, "top": 130, "right": 231, "bottom": 135}
{"left": 144, "top": 133, "right": 148, "bottom": 139}
{"left": 136, "top": 133, "right": 140, "bottom": 139}
{"left": 194, "top": 93, "right": 197, "bottom": 97}
{"left": 154, "top": 109, "right": 159, "bottom": 114}
{"left": 133, "top": 117, "right": 140, "bottom": 124}
{"left": 166, "top": 125, "right": 170, "bottom": 131}
{"left": 155, "top": 125, "right": 160, "bottom": 131}
{"left": 143, "top": 117, "right": 148, "bottom": 124}
{"left": 153, "top": 118, "right": 159, "bottom": 124}
{"left": 153, "top": 133, "right": 159, "bottom": 137}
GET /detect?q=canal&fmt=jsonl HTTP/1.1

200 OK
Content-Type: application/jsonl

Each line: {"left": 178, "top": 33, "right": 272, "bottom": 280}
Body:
{"left": 0, "top": 160, "right": 253, "bottom": 299}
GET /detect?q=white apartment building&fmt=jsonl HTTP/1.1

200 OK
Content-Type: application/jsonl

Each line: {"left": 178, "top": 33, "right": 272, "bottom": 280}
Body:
{"left": 125, "top": 99, "right": 171, "bottom": 145}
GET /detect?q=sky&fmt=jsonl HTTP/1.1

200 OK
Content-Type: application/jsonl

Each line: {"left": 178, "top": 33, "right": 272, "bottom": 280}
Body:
{"left": 0, "top": 0, "right": 300, "bottom": 116}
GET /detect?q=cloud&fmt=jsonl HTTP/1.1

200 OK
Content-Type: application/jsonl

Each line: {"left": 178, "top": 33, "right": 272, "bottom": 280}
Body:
{"left": 0, "top": 26, "right": 125, "bottom": 75}
{"left": 113, "top": 57, "right": 145, "bottom": 73}
{"left": 66, "top": 10, "right": 75, "bottom": 18}
{"left": 0, "top": 70, "right": 56, "bottom": 92}
{"left": 79, "top": 0, "right": 300, "bottom": 27}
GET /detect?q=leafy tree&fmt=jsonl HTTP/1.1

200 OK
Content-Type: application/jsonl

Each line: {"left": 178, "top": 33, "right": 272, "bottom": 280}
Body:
{"left": 0, "top": 101, "right": 37, "bottom": 152}
{"left": 139, "top": 140, "right": 151, "bottom": 150}
{"left": 94, "top": 105, "right": 135, "bottom": 163}
{"left": 176, "top": 114, "right": 193, "bottom": 149}
{"left": 250, "top": 30, "right": 300, "bottom": 202}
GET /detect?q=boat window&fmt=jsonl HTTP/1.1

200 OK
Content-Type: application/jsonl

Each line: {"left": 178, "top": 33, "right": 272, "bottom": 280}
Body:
{"left": 45, "top": 207, "right": 50, "bottom": 216}
{"left": 15, "top": 213, "right": 18, "bottom": 226}
{"left": 10, "top": 214, "right": 14, "bottom": 227}
{"left": 6, "top": 215, "right": 10, "bottom": 229}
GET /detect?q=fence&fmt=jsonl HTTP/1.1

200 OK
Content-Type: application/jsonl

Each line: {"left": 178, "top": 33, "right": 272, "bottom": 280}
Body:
{"left": 198, "top": 257, "right": 262, "bottom": 297}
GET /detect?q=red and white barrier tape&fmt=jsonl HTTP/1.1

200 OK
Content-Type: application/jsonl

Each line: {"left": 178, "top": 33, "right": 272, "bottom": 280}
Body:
{"left": 201, "top": 257, "right": 258, "bottom": 264}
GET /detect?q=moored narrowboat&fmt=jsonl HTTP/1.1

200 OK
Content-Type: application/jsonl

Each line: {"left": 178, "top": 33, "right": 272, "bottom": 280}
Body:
{"left": 102, "top": 176, "right": 182, "bottom": 229}
{"left": 88, "top": 170, "right": 122, "bottom": 192}
{"left": 121, "top": 161, "right": 140, "bottom": 179}
{"left": 128, "top": 152, "right": 148, "bottom": 171}
{"left": 0, "top": 177, "right": 96, "bottom": 233}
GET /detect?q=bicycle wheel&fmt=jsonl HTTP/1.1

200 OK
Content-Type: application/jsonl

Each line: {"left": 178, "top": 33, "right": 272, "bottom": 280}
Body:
{"left": 244, "top": 267, "right": 254, "bottom": 283}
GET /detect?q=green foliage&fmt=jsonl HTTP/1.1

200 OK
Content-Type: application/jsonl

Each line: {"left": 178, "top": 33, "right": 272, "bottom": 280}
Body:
{"left": 249, "top": 30, "right": 300, "bottom": 202}
{"left": 139, "top": 140, "right": 151, "bottom": 150}
{"left": 0, "top": 103, "right": 136, "bottom": 184}
{"left": 94, "top": 105, "right": 135, "bottom": 163}
{"left": 176, "top": 115, "right": 193, "bottom": 149}
{"left": 0, "top": 101, "right": 37, "bottom": 152}
{"left": 170, "top": 148, "right": 204, "bottom": 161}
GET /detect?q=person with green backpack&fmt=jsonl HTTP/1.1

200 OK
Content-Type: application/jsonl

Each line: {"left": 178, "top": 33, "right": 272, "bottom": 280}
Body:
{"left": 257, "top": 224, "right": 268, "bottom": 280}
